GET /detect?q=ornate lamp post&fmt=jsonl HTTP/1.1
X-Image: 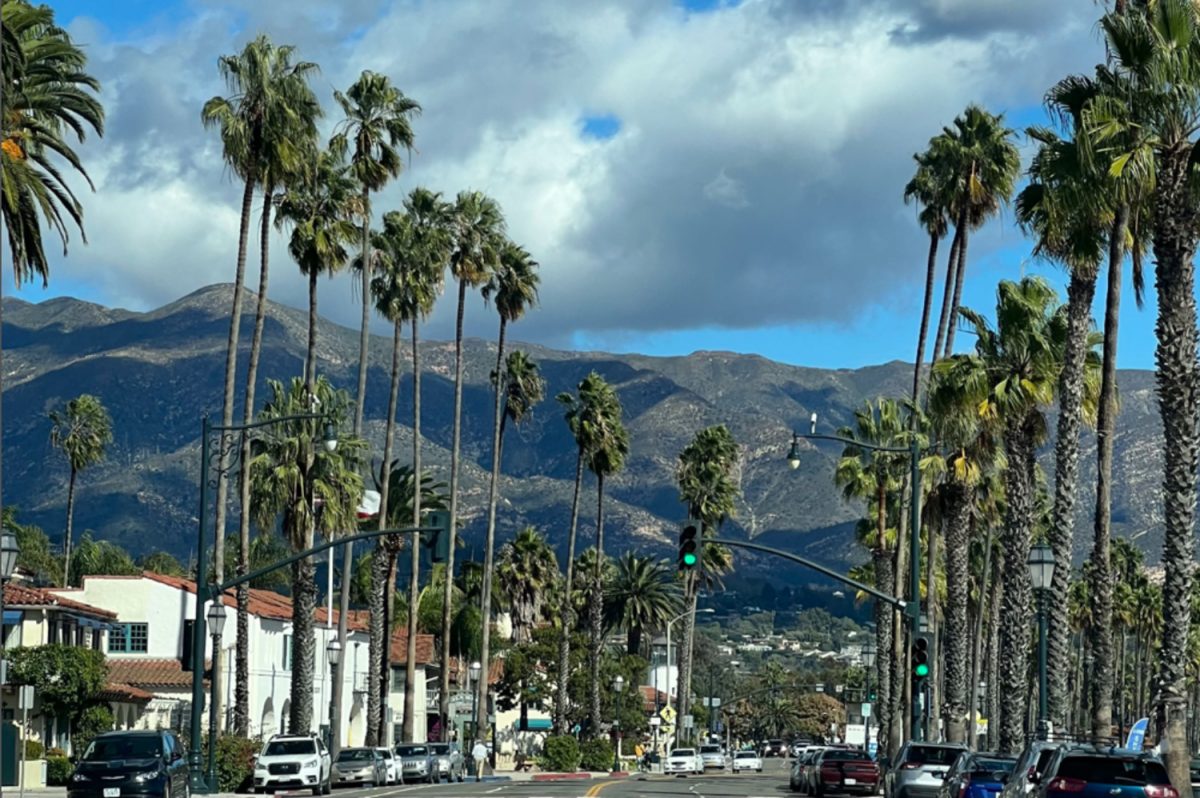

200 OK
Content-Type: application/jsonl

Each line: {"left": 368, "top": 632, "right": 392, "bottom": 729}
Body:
{"left": 1027, "top": 543, "right": 1056, "bottom": 740}
{"left": 612, "top": 675, "right": 624, "bottom": 773}
{"left": 205, "top": 601, "right": 227, "bottom": 790}
{"left": 327, "top": 639, "right": 342, "bottom": 747}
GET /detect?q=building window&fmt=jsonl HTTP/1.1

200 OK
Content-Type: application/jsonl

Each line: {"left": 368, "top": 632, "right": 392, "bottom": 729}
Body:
{"left": 110, "top": 623, "right": 149, "bottom": 653}
{"left": 282, "top": 635, "right": 292, "bottom": 671}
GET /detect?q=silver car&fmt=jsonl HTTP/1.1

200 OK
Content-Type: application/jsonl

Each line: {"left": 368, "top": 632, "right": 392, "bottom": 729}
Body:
{"left": 885, "top": 743, "right": 968, "bottom": 798}
{"left": 395, "top": 743, "right": 436, "bottom": 784}
{"left": 699, "top": 744, "right": 726, "bottom": 770}
{"left": 333, "top": 747, "right": 386, "bottom": 787}
{"left": 428, "top": 742, "right": 464, "bottom": 783}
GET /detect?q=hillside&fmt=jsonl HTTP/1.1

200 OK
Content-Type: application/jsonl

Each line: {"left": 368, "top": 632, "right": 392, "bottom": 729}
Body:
{"left": 0, "top": 286, "right": 1167, "bottom": 575}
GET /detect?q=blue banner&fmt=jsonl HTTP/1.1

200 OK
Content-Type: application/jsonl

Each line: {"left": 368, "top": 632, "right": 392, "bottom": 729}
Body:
{"left": 1125, "top": 718, "right": 1149, "bottom": 752}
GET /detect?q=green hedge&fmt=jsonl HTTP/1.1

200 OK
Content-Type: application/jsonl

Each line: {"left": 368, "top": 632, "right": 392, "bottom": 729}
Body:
{"left": 202, "top": 734, "right": 260, "bottom": 793}
{"left": 46, "top": 756, "right": 71, "bottom": 785}
{"left": 578, "top": 738, "right": 613, "bottom": 772}
{"left": 538, "top": 735, "right": 580, "bottom": 772}
{"left": 23, "top": 739, "right": 44, "bottom": 760}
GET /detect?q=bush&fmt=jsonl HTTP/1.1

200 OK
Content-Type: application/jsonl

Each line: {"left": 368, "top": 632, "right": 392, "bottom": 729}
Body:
{"left": 23, "top": 739, "right": 44, "bottom": 760}
{"left": 578, "top": 738, "right": 613, "bottom": 772}
{"left": 212, "top": 735, "right": 260, "bottom": 793}
{"left": 46, "top": 756, "right": 72, "bottom": 785}
{"left": 72, "top": 704, "right": 115, "bottom": 755}
{"left": 538, "top": 735, "right": 580, "bottom": 772}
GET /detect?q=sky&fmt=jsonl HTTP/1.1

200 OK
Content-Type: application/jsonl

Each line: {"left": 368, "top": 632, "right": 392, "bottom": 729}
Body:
{"left": 14, "top": 0, "right": 1163, "bottom": 371}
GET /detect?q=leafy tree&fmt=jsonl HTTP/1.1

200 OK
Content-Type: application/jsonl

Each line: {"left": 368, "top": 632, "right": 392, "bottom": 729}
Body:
{"left": 9, "top": 645, "right": 106, "bottom": 726}
{"left": 49, "top": 393, "right": 113, "bottom": 586}
{"left": 3, "top": 508, "right": 60, "bottom": 586}
{"left": 140, "top": 550, "right": 186, "bottom": 577}
{"left": 70, "top": 533, "right": 138, "bottom": 584}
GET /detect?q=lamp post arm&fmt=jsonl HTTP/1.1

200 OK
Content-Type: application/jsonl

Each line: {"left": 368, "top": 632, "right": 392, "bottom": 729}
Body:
{"left": 209, "top": 412, "right": 329, "bottom": 436}
{"left": 797, "top": 433, "right": 909, "bottom": 454}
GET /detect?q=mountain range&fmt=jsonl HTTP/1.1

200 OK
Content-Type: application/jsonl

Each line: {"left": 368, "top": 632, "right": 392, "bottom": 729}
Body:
{"left": 0, "top": 285, "right": 1170, "bottom": 581}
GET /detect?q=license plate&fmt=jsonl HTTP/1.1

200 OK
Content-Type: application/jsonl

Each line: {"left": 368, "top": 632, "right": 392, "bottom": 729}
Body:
{"left": 103, "top": 789, "right": 120, "bottom": 797}
{"left": 844, "top": 779, "right": 857, "bottom": 785}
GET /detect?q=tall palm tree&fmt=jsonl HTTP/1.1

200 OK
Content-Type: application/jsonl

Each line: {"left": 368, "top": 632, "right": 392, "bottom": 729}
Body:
{"left": 676, "top": 424, "right": 740, "bottom": 743}
{"left": 497, "top": 527, "right": 559, "bottom": 645}
{"left": 248, "top": 377, "right": 365, "bottom": 733}
{"left": 1015, "top": 125, "right": 1106, "bottom": 728}
{"left": 475, "top": 244, "right": 541, "bottom": 739}
{"left": 903, "top": 145, "right": 951, "bottom": 402}
{"left": 1086, "top": 4, "right": 1200, "bottom": 780}
{"left": 48, "top": 394, "right": 112, "bottom": 586}
{"left": 440, "top": 190, "right": 505, "bottom": 737}
{"left": 606, "top": 553, "right": 682, "bottom": 657}
{"left": 584, "top": 376, "right": 629, "bottom": 738}
{"left": 936, "top": 277, "right": 1067, "bottom": 753}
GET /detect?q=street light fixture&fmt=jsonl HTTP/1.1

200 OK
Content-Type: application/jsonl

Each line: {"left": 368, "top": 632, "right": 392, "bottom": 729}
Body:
{"left": 323, "top": 423, "right": 338, "bottom": 453}
{"left": 0, "top": 528, "right": 21, "bottom": 667}
{"left": 469, "top": 661, "right": 483, "bottom": 781}
{"left": 327, "top": 638, "right": 342, "bottom": 667}
{"left": 667, "top": 607, "right": 714, "bottom": 745}
{"left": 1028, "top": 543, "right": 1055, "bottom": 738}
{"left": 612, "top": 675, "right": 624, "bottom": 773}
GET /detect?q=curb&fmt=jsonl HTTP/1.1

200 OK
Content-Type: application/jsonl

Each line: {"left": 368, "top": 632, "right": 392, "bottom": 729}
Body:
{"left": 608, "top": 771, "right": 630, "bottom": 777}
{"left": 531, "top": 773, "right": 593, "bottom": 781}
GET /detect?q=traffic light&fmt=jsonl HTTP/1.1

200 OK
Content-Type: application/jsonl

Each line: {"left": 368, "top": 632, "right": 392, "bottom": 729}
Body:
{"left": 679, "top": 520, "right": 700, "bottom": 571}
{"left": 912, "top": 633, "right": 932, "bottom": 681}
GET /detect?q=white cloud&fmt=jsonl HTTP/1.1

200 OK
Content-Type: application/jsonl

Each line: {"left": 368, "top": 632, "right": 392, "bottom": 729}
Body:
{"left": 704, "top": 170, "right": 749, "bottom": 209}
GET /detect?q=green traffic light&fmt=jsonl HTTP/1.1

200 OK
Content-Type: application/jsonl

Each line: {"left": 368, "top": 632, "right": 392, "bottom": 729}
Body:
{"left": 683, "top": 552, "right": 698, "bottom": 567}
{"left": 914, "top": 663, "right": 929, "bottom": 678}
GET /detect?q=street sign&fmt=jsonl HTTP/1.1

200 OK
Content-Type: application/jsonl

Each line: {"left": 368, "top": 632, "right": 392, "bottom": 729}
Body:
{"left": 17, "top": 685, "right": 34, "bottom": 710}
{"left": 659, "top": 706, "right": 676, "bottom": 723}
{"left": 649, "top": 716, "right": 661, "bottom": 727}
{"left": 861, "top": 702, "right": 871, "bottom": 718}
{"left": 703, "top": 697, "right": 721, "bottom": 708}
{"left": 681, "top": 714, "right": 694, "bottom": 729}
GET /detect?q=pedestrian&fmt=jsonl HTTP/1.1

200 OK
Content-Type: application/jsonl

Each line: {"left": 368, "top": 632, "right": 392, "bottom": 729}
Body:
{"left": 472, "top": 739, "right": 488, "bottom": 783}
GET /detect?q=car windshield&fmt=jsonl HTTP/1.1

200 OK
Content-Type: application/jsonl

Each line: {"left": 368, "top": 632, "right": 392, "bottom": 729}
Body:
{"left": 84, "top": 737, "right": 161, "bottom": 761}
{"left": 824, "top": 751, "right": 871, "bottom": 762}
{"left": 264, "top": 740, "right": 317, "bottom": 756}
{"left": 1034, "top": 749, "right": 1056, "bottom": 773}
{"left": 905, "top": 746, "right": 962, "bottom": 766}
{"left": 338, "top": 750, "right": 373, "bottom": 761}
{"left": 397, "top": 746, "right": 428, "bottom": 756}
{"left": 970, "top": 757, "right": 1016, "bottom": 774}
{"left": 376, "top": 750, "right": 391, "bottom": 759}
{"left": 671, "top": 749, "right": 695, "bottom": 757}
{"left": 701, "top": 746, "right": 721, "bottom": 753}
{"left": 429, "top": 744, "right": 449, "bottom": 755}
{"left": 1056, "top": 757, "right": 1169, "bottom": 784}
{"left": 735, "top": 752, "right": 757, "bottom": 760}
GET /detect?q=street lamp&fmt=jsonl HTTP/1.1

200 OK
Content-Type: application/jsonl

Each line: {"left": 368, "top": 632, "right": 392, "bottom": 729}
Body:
{"left": 1028, "top": 543, "right": 1055, "bottom": 739}
{"left": 1, "top": 528, "right": 21, "bottom": 664}
{"left": 668, "top": 607, "right": 714, "bottom": 745}
{"left": 469, "top": 661, "right": 482, "bottom": 781}
{"left": 204, "top": 601, "right": 227, "bottom": 790}
{"left": 863, "top": 642, "right": 877, "bottom": 749}
{"left": 327, "top": 638, "right": 342, "bottom": 745}
{"left": 789, "top": 413, "right": 924, "bottom": 741}
{"left": 612, "top": 675, "right": 624, "bottom": 773}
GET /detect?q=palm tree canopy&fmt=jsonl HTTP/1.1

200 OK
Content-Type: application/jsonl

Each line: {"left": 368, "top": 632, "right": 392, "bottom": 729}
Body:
{"left": 330, "top": 69, "right": 420, "bottom": 194}
{"left": 370, "top": 464, "right": 448, "bottom": 529}
{"left": 49, "top": 394, "right": 112, "bottom": 472}
{"left": 931, "top": 104, "right": 1021, "bottom": 229}
{"left": 605, "top": 552, "right": 682, "bottom": 633}
{"left": 276, "top": 147, "right": 358, "bottom": 278}
{"left": 498, "top": 351, "right": 545, "bottom": 427}
{"left": 450, "top": 190, "right": 506, "bottom": 287}
{"left": 677, "top": 424, "right": 740, "bottom": 529}
{"left": 483, "top": 240, "right": 540, "bottom": 324}
{"left": 497, "top": 526, "right": 560, "bottom": 642}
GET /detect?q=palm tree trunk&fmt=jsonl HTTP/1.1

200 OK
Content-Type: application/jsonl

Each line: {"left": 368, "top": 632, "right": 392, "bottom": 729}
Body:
{"left": 290, "top": 552, "right": 317, "bottom": 733}
{"left": 354, "top": 186, "right": 371, "bottom": 436}
{"left": 1091, "top": 205, "right": 1127, "bottom": 740}
{"left": 912, "top": 232, "right": 941, "bottom": 403}
{"left": 627, "top": 625, "right": 642, "bottom": 658}
{"left": 554, "top": 452, "right": 585, "bottom": 734}
{"left": 873, "top": 546, "right": 894, "bottom": 756}
{"left": 968, "top": 522, "right": 995, "bottom": 747}
{"left": 441, "top": 278, "right": 469, "bottom": 741}
{"left": 925, "top": 507, "right": 941, "bottom": 739}
{"left": 943, "top": 484, "right": 971, "bottom": 744}
{"left": 678, "top": 575, "right": 699, "bottom": 745}
{"left": 986, "top": 555, "right": 1003, "bottom": 751}
{"left": 930, "top": 226, "right": 962, "bottom": 370}
{"left": 1049, "top": 268, "right": 1098, "bottom": 729}
{"left": 475, "top": 318, "right": 508, "bottom": 746}
{"left": 383, "top": 554, "right": 399, "bottom": 742}
{"left": 942, "top": 218, "right": 970, "bottom": 359}
{"left": 63, "top": 468, "right": 76, "bottom": 585}
{"left": 403, "top": 318, "right": 422, "bottom": 742}
{"left": 306, "top": 268, "right": 318, "bottom": 389}
{"left": 589, "top": 473, "right": 607, "bottom": 737}
{"left": 1152, "top": 147, "right": 1199, "bottom": 792}
{"left": 888, "top": 492, "right": 910, "bottom": 761}
{"left": 998, "top": 418, "right": 1037, "bottom": 754}
{"left": 365, "top": 543, "right": 389, "bottom": 747}
{"left": 377, "top": 318, "right": 402, "bottom": 743}
{"left": 233, "top": 185, "right": 274, "bottom": 736}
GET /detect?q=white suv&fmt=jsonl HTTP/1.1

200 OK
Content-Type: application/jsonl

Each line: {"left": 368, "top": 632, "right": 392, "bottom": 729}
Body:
{"left": 253, "top": 734, "right": 332, "bottom": 795}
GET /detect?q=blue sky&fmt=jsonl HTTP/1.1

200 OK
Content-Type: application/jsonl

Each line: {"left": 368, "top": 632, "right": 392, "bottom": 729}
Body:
{"left": 22, "top": 0, "right": 1155, "bottom": 371}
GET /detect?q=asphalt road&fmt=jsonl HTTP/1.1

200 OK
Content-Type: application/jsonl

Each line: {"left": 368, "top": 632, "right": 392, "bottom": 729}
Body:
{"left": 311, "top": 757, "right": 793, "bottom": 798}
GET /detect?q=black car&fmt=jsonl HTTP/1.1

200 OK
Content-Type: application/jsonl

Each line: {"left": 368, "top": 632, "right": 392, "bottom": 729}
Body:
{"left": 1034, "top": 744, "right": 1175, "bottom": 798}
{"left": 68, "top": 730, "right": 190, "bottom": 798}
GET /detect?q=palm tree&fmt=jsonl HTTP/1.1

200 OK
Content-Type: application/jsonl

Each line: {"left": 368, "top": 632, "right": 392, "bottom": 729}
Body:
{"left": 606, "top": 553, "right": 682, "bottom": 657}
{"left": 676, "top": 424, "right": 740, "bottom": 743}
{"left": 440, "top": 189, "right": 505, "bottom": 737}
{"left": 927, "top": 105, "right": 1021, "bottom": 361}
{"left": 475, "top": 244, "right": 541, "bottom": 739}
{"left": 1085, "top": 5, "right": 1200, "bottom": 779}
{"left": 248, "top": 376, "right": 365, "bottom": 733}
{"left": 936, "top": 277, "right": 1067, "bottom": 753}
{"left": 1015, "top": 125, "right": 1106, "bottom": 728}
{"left": 48, "top": 394, "right": 112, "bottom": 586}
{"left": 903, "top": 145, "right": 952, "bottom": 402}
{"left": 496, "top": 527, "right": 559, "bottom": 645}
{"left": 583, "top": 376, "right": 630, "bottom": 738}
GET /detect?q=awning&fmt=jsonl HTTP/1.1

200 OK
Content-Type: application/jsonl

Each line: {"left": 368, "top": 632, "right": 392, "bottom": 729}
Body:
{"left": 2, "top": 611, "right": 21, "bottom": 624}
{"left": 516, "top": 718, "right": 553, "bottom": 731}
{"left": 68, "top": 614, "right": 110, "bottom": 630}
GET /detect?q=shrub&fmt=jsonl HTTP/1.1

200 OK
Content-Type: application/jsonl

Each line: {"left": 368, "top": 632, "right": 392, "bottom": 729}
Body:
{"left": 46, "top": 756, "right": 72, "bottom": 785}
{"left": 538, "top": 735, "right": 579, "bottom": 772}
{"left": 578, "top": 738, "right": 613, "bottom": 772}
{"left": 208, "top": 735, "right": 260, "bottom": 793}
{"left": 23, "top": 739, "right": 44, "bottom": 760}
{"left": 72, "top": 704, "right": 115, "bottom": 755}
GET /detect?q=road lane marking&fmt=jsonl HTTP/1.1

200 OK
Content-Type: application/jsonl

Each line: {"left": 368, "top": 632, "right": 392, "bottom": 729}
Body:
{"left": 585, "top": 780, "right": 626, "bottom": 797}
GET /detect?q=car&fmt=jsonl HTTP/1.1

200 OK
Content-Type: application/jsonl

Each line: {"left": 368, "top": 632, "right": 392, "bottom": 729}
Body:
{"left": 374, "top": 748, "right": 398, "bottom": 785}
{"left": 764, "top": 739, "right": 789, "bottom": 758}
{"left": 332, "top": 748, "right": 386, "bottom": 787}
{"left": 798, "top": 748, "right": 827, "bottom": 794}
{"left": 428, "top": 742, "right": 465, "bottom": 783}
{"left": 999, "top": 741, "right": 1061, "bottom": 798}
{"left": 253, "top": 733, "right": 332, "bottom": 795}
{"left": 811, "top": 748, "right": 880, "bottom": 796}
{"left": 395, "top": 743, "right": 437, "bottom": 784}
{"left": 68, "top": 730, "right": 190, "bottom": 798}
{"left": 666, "top": 748, "right": 704, "bottom": 776}
{"left": 733, "top": 750, "right": 764, "bottom": 774}
{"left": 1190, "top": 758, "right": 1200, "bottom": 798}
{"left": 1033, "top": 744, "right": 1177, "bottom": 798}
{"left": 884, "top": 742, "right": 968, "bottom": 798}
{"left": 937, "top": 752, "right": 1017, "bottom": 798}
{"left": 700, "top": 744, "right": 727, "bottom": 770}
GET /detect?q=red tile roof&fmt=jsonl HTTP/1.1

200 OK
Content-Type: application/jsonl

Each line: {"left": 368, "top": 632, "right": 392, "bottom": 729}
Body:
{"left": 107, "top": 658, "right": 200, "bottom": 689}
{"left": 389, "top": 629, "right": 436, "bottom": 666}
{"left": 99, "top": 682, "right": 155, "bottom": 703}
{"left": 639, "top": 685, "right": 671, "bottom": 712}
{"left": 5, "top": 582, "right": 117, "bottom": 619}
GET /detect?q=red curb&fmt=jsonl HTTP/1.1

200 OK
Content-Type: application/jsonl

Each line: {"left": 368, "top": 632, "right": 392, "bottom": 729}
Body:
{"left": 609, "top": 772, "right": 630, "bottom": 777}
{"left": 531, "top": 773, "right": 594, "bottom": 781}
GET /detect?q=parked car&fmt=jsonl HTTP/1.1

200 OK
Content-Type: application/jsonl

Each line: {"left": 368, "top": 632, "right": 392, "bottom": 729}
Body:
{"left": 884, "top": 743, "right": 968, "bottom": 798}
{"left": 333, "top": 748, "right": 386, "bottom": 787}
{"left": 700, "top": 744, "right": 727, "bottom": 770}
{"left": 764, "top": 739, "right": 790, "bottom": 757}
{"left": 937, "top": 752, "right": 1017, "bottom": 798}
{"left": 395, "top": 743, "right": 437, "bottom": 784}
{"left": 733, "top": 749, "right": 764, "bottom": 774}
{"left": 796, "top": 748, "right": 827, "bottom": 794}
{"left": 811, "top": 748, "right": 880, "bottom": 796}
{"left": 1033, "top": 745, "right": 1176, "bottom": 798}
{"left": 998, "top": 741, "right": 1061, "bottom": 798}
{"left": 1190, "top": 758, "right": 1200, "bottom": 798}
{"left": 68, "top": 730, "right": 190, "bottom": 798}
{"left": 666, "top": 748, "right": 704, "bottom": 776}
{"left": 253, "top": 733, "right": 332, "bottom": 795}
{"left": 429, "top": 742, "right": 465, "bottom": 783}
{"left": 374, "top": 748, "right": 398, "bottom": 785}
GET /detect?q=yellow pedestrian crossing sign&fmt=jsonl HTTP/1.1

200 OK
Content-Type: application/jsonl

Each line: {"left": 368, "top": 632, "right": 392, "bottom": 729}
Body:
{"left": 659, "top": 706, "right": 676, "bottom": 723}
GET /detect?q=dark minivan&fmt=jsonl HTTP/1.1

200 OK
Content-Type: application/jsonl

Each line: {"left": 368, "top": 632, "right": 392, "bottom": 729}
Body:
{"left": 68, "top": 730, "right": 190, "bottom": 798}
